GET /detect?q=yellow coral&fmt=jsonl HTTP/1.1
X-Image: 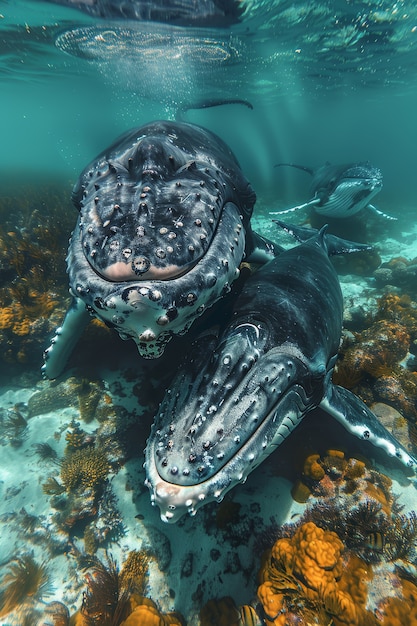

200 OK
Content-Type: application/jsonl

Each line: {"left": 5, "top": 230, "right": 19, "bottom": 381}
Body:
{"left": 0, "top": 293, "right": 58, "bottom": 335}
{"left": 0, "top": 306, "right": 14, "bottom": 330}
{"left": 119, "top": 550, "right": 150, "bottom": 595}
{"left": 344, "top": 457, "right": 366, "bottom": 480}
{"left": 291, "top": 479, "right": 312, "bottom": 503}
{"left": 60, "top": 447, "right": 110, "bottom": 492}
{"left": 338, "top": 555, "right": 372, "bottom": 607}
{"left": 320, "top": 583, "right": 358, "bottom": 625}
{"left": 257, "top": 581, "right": 285, "bottom": 622}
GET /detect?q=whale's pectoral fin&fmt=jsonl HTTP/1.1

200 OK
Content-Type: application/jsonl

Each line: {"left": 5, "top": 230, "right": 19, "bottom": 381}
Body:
{"left": 273, "top": 220, "right": 373, "bottom": 255}
{"left": 368, "top": 204, "right": 398, "bottom": 221}
{"left": 246, "top": 230, "right": 283, "bottom": 263}
{"left": 320, "top": 382, "right": 416, "bottom": 471}
{"left": 270, "top": 197, "right": 320, "bottom": 216}
{"left": 42, "top": 298, "right": 91, "bottom": 379}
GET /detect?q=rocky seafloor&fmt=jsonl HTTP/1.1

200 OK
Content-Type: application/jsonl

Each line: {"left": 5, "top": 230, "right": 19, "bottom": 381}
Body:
{"left": 1, "top": 183, "right": 417, "bottom": 625}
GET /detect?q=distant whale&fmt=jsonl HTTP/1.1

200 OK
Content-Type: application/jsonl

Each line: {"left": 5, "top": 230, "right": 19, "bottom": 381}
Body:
{"left": 272, "top": 161, "right": 396, "bottom": 220}
{"left": 145, "top": 223, "right": 414, "bottom": 522}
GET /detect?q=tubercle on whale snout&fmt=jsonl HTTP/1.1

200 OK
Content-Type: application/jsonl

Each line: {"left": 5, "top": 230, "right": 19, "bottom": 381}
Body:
{"left": 67, "top": 203, "right": 247, "bottom": 359}
{"left": 77, "top": 160, "right": 232, "bottom": 283}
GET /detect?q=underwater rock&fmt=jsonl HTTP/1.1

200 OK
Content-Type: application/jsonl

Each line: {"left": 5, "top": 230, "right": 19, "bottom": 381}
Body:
{"left": 180, "top": 553, "right": 193, "bottom": 578}
{"left": 334, "top": 293, "right": 417, "bottom": 431}
{"left": 374, "top": 256, "right": 417, "bottom": 294}
{"left": 376, "top": 292, "right": 417, "bottom": 358}
{"left": 28, "top": 377, "right": 106, "bottom": 420}
{"left": 370, "top": 402, "right": 411, "bottom": 451}
{"left": 332, "top": 248, "right": 382, "bottom": 276}
{"left": 373, "top": 374, "right": 417, "bottom": 421}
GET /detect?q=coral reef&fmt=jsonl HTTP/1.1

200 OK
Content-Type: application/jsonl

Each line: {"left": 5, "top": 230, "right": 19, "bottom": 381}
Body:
{"left": 289, "top": 448, "right": 417, "bottom": 564}
{"left": 60, "top": 447, "right": 110, "bottom": 493}
{"left": 257, "top": 521, "right": 362, "bottom": 626}
{"left": 28, "top": 377, "right": 110, "bottom": 422}
{"left": 257, "top": 517, "right": 417, "bottom": 626}
{"left": 68, "top": 552, "right": 184, "bottom": 626}
{"left": 334, "top": 292, "right": 417, "bottom": 425}
{"left": 254, "top": 444, "right": 417, "bottom": 624}
{"left": 0, "top": 181, "right": 74, "bottom": 370}
{"left": 374, "top": 256, "right": 417, "bottom": 295}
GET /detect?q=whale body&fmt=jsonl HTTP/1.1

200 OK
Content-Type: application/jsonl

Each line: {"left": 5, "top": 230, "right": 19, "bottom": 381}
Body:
{"left": 145, "top": 224, "right": 414, "bottom": 522}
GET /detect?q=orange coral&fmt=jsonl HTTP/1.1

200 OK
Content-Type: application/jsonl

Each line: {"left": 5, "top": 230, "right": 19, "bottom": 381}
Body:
{"left": 338, "top": 555, "right": 372, "bottom": 607}
{"left": 120, "top": 597, "right": 183, "bottom": 626}
{"left": 344, "top": 457, "right": 366, "bottom": 480}
{"left": 257, "top": 522, "right": 378, "bottom": 626}
{"left": 287, "top": 522, "right": 344, "bottom": 590}
{"left": 302, "top": 454, "right": 325, "bottom": 481}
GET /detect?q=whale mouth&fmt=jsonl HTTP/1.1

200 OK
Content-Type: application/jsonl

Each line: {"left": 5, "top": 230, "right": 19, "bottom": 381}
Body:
{"left": 91, "top": 257, "right": 196, "bottom": 282}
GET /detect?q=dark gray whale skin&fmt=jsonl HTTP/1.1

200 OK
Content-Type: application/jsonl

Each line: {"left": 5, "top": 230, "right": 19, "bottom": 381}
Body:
{"left": 145, "top": 224, "right": 416, "bottom": 522}
{"left": 43, "top": 0, "right": 244, "bottom": 26}
{"left": 42, "top": 120, "right": 277, "bottom": 378}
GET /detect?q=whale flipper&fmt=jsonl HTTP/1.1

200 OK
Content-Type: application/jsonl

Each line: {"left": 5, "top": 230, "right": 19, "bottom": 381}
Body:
{"left": 320, "top": 382, "right": 415, "bottom": 469}
{"left": 42, "top": 298, "right": 91, "bottom": 379}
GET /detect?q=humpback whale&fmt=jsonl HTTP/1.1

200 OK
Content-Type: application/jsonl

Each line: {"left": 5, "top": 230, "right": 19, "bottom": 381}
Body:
{"left": 42, "top": 120, "right": 277, "bottom": 379}
{"left": 145, "top": 223, "right": 415, "bottom": 522}
{"left": 272, "top": 162, "right": 396, "bottom": 220}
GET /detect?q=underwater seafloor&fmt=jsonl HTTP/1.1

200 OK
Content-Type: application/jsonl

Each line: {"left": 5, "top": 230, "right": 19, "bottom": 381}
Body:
{"left": 1, "top": 180, "right": 417, "bottom": 626}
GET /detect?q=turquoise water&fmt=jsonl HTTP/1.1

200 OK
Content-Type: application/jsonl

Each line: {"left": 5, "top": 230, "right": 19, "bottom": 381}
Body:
{"left": 2, "top": 2, "right": 417, "bottom": 625}
{"left": 2, "top": 0, "right": 417, "bottom": 205}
